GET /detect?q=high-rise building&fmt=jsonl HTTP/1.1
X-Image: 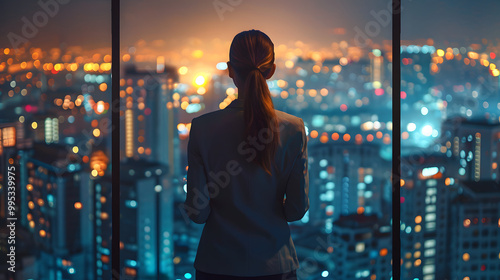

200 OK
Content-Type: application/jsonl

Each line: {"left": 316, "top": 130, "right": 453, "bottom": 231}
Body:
{"left": 83, "top": 146, "right": 112, "bottom": 280}
{"left": 400, "top": 153, "right": 459, "bottom": 280}
{"left": 119, "top": 64, "right": 178, "bottom": 279}
{"left": 23, "top": 142, "right": 86, "bottom": 279}
{"left": 120, "top": 64, "right": 179, "bottom": 172}
{"left": 118, "top": 158, "right": 171, "bottom": 279}
{"left": 331, "top": 214, "right": 392, "bottom": 280}
{"left": 449, "top": 180, "right": 500, "bottom": 280}
{"left": 441, "top": 117, "right": 500, "bottom": 182}
{"left": 308, "top": 142, "right": 390, "bottom": 232}
{"left": 0, "top": 121, "right": 35, "bottom": 280}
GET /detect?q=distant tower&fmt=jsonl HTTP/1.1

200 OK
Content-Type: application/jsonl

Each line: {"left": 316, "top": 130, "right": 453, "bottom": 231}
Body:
{"left": 441, "top": 117, "right": 500, "bottom": 182}
{"left": 307, "top": 142, "right": 390, "bottom": 232}
{"left": 121, "top": 64, "right": 179, "bottom": 173}
{"left": 370, "top": 49, "right": 384, "bottom": 89}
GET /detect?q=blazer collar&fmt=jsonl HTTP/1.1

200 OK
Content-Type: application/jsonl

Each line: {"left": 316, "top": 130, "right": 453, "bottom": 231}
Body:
{"left": 226, "top": 98, "right": 244, "bottom": 109}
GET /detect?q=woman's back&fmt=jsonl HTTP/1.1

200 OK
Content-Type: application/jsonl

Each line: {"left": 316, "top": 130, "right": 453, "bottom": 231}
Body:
{"left": 184, "top": 98, "right": 309, "bottom": 276}
{"left": 183, "top": 29, "right": 309, "bottom": 278}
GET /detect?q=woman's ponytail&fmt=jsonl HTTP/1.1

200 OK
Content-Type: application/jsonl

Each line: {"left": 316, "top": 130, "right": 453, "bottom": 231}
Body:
{"left": 229, "top": 30, "right": 280, "bottom": 175}
{"left": 242, "top": 68, "right": 280, "bottom": 175}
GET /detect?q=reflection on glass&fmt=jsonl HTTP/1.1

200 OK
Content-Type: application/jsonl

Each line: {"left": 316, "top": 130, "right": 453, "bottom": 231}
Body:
{"left": 401, "top": 1, "right": 500, "bottom": 279}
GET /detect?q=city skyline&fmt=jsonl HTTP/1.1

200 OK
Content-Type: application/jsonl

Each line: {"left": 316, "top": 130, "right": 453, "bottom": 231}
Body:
{"left": 1, "top": 1, "right": 500, "bottom": 280}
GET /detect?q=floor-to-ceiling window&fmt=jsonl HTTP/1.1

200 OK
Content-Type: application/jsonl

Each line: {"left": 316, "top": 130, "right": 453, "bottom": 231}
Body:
{"left": 120, "top": 1, "right": 393, "bottom": 279}
{"left": 0, "top": 1, "right": 112, "bottom": 279}
{"left": 401, "top": 1, "right": 500, "bottom": 279}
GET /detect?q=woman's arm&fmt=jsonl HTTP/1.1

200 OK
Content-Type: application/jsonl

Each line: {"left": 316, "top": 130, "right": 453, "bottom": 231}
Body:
{"left": 283, "top": 119, "right": 309, "bottom": 222}
{"left": 183, "top": 117, "right": 212, "bottom": 224}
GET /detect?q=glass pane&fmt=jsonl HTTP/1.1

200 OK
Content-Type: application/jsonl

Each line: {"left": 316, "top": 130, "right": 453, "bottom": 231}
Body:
{"left": 401, "top": 1, "right": 500, "bottom": 279}
{"left": 0, "top": 1, "right": 111, "bottom": 279}
{"left": 121, "top": 0, "right": 392, "bottom": 279}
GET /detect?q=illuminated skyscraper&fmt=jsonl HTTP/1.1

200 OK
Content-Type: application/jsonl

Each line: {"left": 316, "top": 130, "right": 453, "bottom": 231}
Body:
{"left": 121, "top": 64, "right": 179, "bottom": 170}
{"left": 23, "top": 142, "right": 85, "bottom": 279}
{"left": 400, "top": 153, "right": 459, "bottom": 280}
{"left": 441, "top": 117, "right": 500, "bottom": 181}
{"left": 331, "top": 214, "right": 392, "bottom": 280}
{"left": 120, "top": 64, "right": 177, "bottom": 279}
{"left": 307, "top": 142, "right": 390, "bottom": 232}
{"left": 81, "top": 146, "right": 113, "bottom": 280}
{"left": 119, "top": 158, "right": 171, "bottom": 279}
{"left": 370, "top": 49, "right": 384, "bottom": 89}
{"left": 449, "top": 180, "right": 500, "bottom": 279}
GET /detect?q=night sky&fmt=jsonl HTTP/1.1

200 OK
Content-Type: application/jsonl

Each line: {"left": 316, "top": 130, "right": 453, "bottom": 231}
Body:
{"left": 2, "top": 0, "right": 500, "bottom": 51}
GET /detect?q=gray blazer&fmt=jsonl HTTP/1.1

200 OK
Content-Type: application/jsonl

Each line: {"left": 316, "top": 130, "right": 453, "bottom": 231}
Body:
{"left": 183, "top": 97, "right": 309, "bottom": 276}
